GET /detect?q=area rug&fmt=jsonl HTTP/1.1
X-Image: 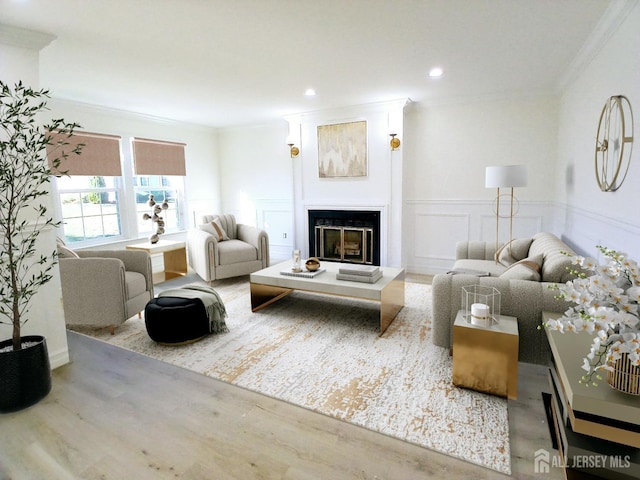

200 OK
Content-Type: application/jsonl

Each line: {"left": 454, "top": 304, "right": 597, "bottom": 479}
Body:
{"left": 71, "top": 277, "right": 510, "bottom": 474}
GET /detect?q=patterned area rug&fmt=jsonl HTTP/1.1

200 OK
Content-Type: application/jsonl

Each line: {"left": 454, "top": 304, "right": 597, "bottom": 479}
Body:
{"left": 71, "top": 277, "right": 510, "bottom": 474}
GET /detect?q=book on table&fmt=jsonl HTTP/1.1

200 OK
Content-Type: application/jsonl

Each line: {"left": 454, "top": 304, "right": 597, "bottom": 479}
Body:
{"left": 336, "top": 271, "right": 383, "bottom": 283}
{"left": 338, "top": 264, "right": 380, "bottom": 277}
{"left": 280, "top": 268, "right": 326, "bottom": 278}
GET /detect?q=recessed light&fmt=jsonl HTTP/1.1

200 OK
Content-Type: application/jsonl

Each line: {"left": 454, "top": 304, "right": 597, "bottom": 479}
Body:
{"left": 428, "top": 67, "right": 443, "bottom": 78}
{"left": 305, "top": 88, "right": 316, "bottom": 96}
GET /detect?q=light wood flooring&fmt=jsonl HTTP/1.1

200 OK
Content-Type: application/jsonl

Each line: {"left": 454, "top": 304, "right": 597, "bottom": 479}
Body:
{"left": 0, "top": 274, "right": 562, "bottom": 480}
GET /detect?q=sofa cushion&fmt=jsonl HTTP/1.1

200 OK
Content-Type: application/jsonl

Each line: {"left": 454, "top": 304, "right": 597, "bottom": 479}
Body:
{"left": 529, "top": 232, "right": 576, "bottom": 283}
{"left": 217, "top": 239, "right": 258, "bottom": 265}
{"left": 452, "top": 259, "right": 507, "bottom": 277}
{"left": 495, "top": 238, "right": 533, "bottom": 266}
{"left": 499, "top": 254, "right": 543, "bottom": 281}
{"left": 125, "top": 271, "right": 147, "bottom": 299}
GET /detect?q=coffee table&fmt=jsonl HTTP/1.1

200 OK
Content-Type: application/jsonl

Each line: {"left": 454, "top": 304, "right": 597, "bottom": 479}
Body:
{"left": 249, "top": 261, "right": 405, "bottom": 335}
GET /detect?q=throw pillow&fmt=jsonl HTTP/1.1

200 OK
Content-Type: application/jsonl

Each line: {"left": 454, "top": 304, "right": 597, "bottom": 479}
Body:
{"left": 499, "top": 254, "right": 543, "bottom": 281}
{"left": 57, "top": 244, "right": 79, "bottom": 259}
{"left": 199, "top": 218, "right": 230, "bottom": 241}
{"left": 211, "top": 218, "right": 230, "bottom": 241}
{"left": 495, "top": 237, "right": 534, "bottom": 266}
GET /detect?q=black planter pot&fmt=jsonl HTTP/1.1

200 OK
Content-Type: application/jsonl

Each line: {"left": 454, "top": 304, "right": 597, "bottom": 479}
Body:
{"left": 0, "top": 335, "right": 52, "bottom": 413}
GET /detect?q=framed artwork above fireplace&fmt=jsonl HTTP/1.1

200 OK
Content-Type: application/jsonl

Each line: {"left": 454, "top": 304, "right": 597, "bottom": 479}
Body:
{"left": 317, "top": 120, "right": 367, "bottom": 178}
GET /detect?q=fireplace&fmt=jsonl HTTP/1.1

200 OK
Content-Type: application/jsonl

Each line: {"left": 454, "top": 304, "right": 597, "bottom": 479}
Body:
{"left": 308, "top": 210, "right": 380, "bottom": 266}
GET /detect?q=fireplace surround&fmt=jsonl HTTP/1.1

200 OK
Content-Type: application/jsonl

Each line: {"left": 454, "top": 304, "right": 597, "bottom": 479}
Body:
{"left": 308, "top": 209, "right": 380, "bottom": 266}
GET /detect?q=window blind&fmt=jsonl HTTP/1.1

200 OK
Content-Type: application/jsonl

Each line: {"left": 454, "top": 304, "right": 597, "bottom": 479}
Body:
{"left": 47, "top": 130, "right": 122, "bottom": 176}
{"left": 132, "top": 137, "right": 186, "bottom": 176}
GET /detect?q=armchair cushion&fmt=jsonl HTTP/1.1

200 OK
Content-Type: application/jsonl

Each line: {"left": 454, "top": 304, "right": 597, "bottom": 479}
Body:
{"left": 57, "top": 244, "right": 80, "bottom": 259}
{"left": 125, "top": 271, "right": 148, "bottom": 298}
{"left": 218, "top": 239, "right": 258, "bottom": 265}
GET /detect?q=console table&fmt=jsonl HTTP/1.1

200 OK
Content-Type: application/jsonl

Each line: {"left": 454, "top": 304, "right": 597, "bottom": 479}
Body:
{"left": 543, "top": 312, "right": 640, "bottom": 479}
{"left": 126, "top": 239, "right": 187, "bottom": 284}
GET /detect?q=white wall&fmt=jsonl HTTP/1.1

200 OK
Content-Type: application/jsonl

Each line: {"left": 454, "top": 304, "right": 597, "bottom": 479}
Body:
{"left": 217, "top": 120, "right": 294, "bottom": 262}
{"left": 402, "top": 95, "right": 561, "bottom": 274}
{"left": 0, "top": 27, "right": 70, "bottom": 368}
{"left": 556, "top": 1, "right": 640, "bottom": 259}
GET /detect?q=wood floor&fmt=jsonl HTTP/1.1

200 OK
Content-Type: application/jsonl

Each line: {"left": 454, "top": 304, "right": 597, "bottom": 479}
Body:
{"left": 0, "top": 273, "right": 562, "bottom": 479}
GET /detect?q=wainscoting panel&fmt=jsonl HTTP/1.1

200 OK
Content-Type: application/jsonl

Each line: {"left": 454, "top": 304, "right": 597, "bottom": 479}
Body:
{"left": 255, "top": 200, "right": 294, "bottom": 263}
{"left": 561, "top": 205, "right": 640, "bottom": 260}
{"left": 405, "top": 200, "right": 554, "bottom": 275}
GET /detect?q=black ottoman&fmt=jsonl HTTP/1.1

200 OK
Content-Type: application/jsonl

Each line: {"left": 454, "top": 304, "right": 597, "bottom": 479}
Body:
{"left": 144, "top": 296, "right": 210, "bottom": 345}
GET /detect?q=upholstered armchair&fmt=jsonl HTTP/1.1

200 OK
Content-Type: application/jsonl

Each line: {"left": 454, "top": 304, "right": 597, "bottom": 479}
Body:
{"left": 58, "top": 247, "right": 154, "bottom": 334}
{"left": 187, "top": 214, "right": 269, "bottom": 283}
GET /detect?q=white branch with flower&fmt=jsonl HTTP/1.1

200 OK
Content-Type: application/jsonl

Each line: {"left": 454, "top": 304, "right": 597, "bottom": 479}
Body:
{"left": 544, "top": 246, "right": 640, "bottom": 387}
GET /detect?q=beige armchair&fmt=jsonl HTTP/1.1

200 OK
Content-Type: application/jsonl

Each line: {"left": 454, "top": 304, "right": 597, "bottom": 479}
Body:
{"left": 187, "top": 214, "right": 269, "bottom": 283}
{"left": 58, "top": 248, "right": 154, "bottom": 334}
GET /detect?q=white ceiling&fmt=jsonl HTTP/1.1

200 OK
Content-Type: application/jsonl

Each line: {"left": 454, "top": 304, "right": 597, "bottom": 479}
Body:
{"left": 1, "top": 0, "right": 617, "bottom": 127}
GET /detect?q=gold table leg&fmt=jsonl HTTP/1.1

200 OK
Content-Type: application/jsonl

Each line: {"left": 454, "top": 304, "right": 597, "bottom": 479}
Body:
{"left": 250, "top": 283, "right": 293, "bottom": 312}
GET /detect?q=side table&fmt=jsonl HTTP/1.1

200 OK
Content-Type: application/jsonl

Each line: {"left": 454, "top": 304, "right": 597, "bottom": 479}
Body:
{"left": 452, "top": 310, "right": 519, "bottom": 399}
{"left": 126, "top": 239, "right": 187, "bottom": 284}
{"left": 543, "top": 311, "right": 640, "bottom": 479}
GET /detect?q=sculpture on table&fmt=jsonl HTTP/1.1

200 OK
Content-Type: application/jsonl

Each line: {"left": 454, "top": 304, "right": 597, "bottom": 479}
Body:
{"left": 143, "top": 194, "right": 169, "bottom": 244}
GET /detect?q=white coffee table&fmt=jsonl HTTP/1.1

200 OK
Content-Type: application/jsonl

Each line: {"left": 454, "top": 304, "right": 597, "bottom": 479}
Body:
{"left": 250, "top": 261, "right": 405, "bottom": 335}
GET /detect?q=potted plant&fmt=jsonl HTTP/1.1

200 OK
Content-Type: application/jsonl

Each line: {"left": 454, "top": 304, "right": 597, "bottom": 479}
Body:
{"left": 0, "top": 80, "right": 81, "bottom": 413}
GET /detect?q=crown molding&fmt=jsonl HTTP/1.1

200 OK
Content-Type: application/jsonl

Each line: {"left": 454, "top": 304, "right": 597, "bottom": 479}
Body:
{"left": 556, "top": 0, "right": 639, "bottom": 92}
{"left": 0, "top": 23, "right": 55, "bottom": 50}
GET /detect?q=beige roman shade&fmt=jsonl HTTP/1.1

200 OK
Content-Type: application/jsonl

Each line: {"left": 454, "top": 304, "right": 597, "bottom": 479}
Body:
{"left": 47, "top": 130, "right": 122, "bottom": 176}
{"left": 132, "top": 137, "right": 186, "bottom": 176}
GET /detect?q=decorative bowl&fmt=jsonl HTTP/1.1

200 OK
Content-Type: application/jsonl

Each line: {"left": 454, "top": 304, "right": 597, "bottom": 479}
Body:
{"left": 305, "top": 257, "right": 321, "bottom": 271}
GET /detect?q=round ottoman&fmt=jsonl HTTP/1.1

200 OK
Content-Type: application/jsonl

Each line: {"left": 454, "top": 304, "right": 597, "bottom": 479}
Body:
{"left": 144, "top": 296, "right": 210, "bottom": 345}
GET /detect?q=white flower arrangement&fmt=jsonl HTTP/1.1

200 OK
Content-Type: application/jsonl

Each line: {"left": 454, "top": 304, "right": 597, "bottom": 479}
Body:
{"left": 545, "top": 245, "right": 640, "bottom": 387}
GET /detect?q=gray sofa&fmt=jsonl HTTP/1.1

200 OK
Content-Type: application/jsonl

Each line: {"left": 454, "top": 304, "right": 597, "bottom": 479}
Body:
{"left": 431, "top": 232, "right": 576, "bottom": 365}
{"left": 187, "top": 214, "right": 269, "bottom": 283}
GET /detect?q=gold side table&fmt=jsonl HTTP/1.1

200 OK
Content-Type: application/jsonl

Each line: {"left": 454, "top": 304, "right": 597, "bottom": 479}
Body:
{"left": 452, "top": 310, "right": 519, "bottom": 399}
{"left": 126, "top": 239, "right": 187, "bottom": 284}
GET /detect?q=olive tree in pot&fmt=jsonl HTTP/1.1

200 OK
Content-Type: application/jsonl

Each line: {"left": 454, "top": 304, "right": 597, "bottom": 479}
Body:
{"left": 0, "top": 80, "right": 81, "bottom": 413}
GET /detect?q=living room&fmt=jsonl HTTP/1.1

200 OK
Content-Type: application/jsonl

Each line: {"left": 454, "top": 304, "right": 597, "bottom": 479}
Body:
{"left": 1, "top": 1, "right": 639, "bottom": 478}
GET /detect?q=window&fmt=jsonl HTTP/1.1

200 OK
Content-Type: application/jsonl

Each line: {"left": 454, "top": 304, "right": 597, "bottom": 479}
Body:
{"left": 132, "top": 137, "right": 187, "bottom": 237}
{"left": 134, "top": 175, "right": 184, "bottom": 236}
{"left": 56, "top": 176, "right": 122, "bottom": 242}
{"left": 48, "top": 131, "right": 124, "bottom": 245}
{"left": 49, "top": 132, "right": 188, "bottom": 245}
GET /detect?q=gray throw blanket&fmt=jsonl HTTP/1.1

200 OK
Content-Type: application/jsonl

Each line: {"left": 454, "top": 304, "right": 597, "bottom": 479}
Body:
{"left": 158, "top": 283, "right": 229, "bottom": 334}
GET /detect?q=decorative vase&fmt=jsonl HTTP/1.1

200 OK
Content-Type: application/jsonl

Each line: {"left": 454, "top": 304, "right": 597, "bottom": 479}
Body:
{"left": 0, "top": 335, "right": 52, "bottom": 413}
{"left": 606, "top": 353, "right": 640, "bottom": 396}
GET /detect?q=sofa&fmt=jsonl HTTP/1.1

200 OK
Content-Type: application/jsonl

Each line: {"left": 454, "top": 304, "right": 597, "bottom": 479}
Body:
{"left": 431, "top": 232, "right": 577, "bottom": 365}
{"left": 187, "top": 214, "right": 269, "bottom": 283}
{"left": 58, "top": 247, "right": 154, "bottom": 334}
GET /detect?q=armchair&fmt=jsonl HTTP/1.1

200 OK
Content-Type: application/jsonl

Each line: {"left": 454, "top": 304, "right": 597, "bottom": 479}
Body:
{"left": 58, "top": 248, "right": 154, "bottom": 334}
{"left": 187, "top": 214, "right": 269, "bottom": 283}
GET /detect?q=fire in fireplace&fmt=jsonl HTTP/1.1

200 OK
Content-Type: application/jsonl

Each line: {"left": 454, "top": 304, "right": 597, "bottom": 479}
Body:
{"left": 308, "top": 210, "right": 380, "bottom": 265}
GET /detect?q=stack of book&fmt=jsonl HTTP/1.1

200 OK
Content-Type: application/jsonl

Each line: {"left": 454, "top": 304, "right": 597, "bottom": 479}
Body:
{"left": 336, "top": 264, "right": 382, "bottom": 283}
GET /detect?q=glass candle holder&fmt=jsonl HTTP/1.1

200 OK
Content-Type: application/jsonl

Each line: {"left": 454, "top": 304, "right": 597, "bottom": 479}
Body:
{"left": 292, "top": 249, "right": 302, "bottom": 272}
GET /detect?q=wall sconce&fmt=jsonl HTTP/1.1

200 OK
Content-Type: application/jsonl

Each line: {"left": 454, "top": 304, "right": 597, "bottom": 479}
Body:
{"left": 288, "top": 143, "right": 300, "bottom": 158}
{"left": 389, "top": 133, "right": 401, "bottom": 150}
